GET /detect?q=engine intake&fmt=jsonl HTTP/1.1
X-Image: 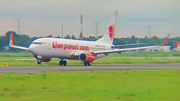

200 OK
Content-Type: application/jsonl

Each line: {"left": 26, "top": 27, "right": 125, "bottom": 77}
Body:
{"left": 79, "top": 52, "right": 95, "bottom": 62}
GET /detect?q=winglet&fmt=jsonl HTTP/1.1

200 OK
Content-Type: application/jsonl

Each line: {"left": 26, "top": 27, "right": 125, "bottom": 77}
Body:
{"left": 9, "top": 33, "right": 14, "bottom": 46}
{"left": 162, "top": 33, "right": 170, "bottom": 45}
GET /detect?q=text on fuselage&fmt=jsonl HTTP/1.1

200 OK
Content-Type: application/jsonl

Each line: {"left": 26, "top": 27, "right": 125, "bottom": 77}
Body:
{"left": 52, "top": 42, "right": 89, "bottom": 51}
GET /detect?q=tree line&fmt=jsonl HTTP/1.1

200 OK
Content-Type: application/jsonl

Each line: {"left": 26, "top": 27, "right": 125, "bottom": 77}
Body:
{"left": 0, "top": 31, "right": 180, "bottom": 52}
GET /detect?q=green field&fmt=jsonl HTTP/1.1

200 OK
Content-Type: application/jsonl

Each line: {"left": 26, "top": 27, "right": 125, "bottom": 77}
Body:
{"left": 0, "top": 70, "right": 179, "bottom": 101}
{"left": 0, "top": 52, "right": 180, "bottom": 101}
{"left": 1, "top": 51, "right": 180, "bottom": 58}
{"left": 0, "top": 52, "right": 180, "bottom": 66}
{"left": 109, "top": 51, "right": 180, "bottom": 57}
{"left": 0, "top": 52, "right": 33, "bottom": 58}
{"left": 1, "top": 58, "right": 180, "bottom": 66}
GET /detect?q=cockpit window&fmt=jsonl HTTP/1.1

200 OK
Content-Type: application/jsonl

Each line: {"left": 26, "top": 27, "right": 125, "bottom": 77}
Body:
{"left": 31, "top": 42, "right": 42, "bottom": 45}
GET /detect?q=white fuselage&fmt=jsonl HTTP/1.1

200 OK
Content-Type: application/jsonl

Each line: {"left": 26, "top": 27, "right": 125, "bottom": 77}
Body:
{"left": 29, "top": 38, "right": 112, "bottom": 59}
{"left": 145, "top": 46, "right": 171, "bottom": 52}
{"left": 173, "top": 48, "right": 180, "bottom": 52}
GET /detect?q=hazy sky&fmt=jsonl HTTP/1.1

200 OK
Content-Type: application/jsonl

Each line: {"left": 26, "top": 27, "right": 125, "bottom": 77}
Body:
{"left": 0, "top": 0, "right": 180, "bottom": 38}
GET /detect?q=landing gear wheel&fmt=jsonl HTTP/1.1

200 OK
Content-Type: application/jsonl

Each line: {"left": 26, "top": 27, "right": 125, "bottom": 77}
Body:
{"left": 84, "top": 62, "right": 87, "bottom": 66}
{"left": 37, "top": 60, "right": 41, "bottom": 65}
{"left": 63, "top": 61, "right": 67, "bottom": 66}
{"left": 59, "top": 59, "right": 67, "bottom": 66}
{"left": 87, "top": 62, "right": 91, "bottom": 66}
{"left": 59, "top": 61, "right": 63, "bottom": 66}
{"left": 84, "top": 62, "right": 91, "bottom": 66}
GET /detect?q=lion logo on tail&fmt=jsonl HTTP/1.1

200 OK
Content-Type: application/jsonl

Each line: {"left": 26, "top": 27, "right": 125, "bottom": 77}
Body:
{"left": 108, "top": 25, "right": 115, "bottom": 40}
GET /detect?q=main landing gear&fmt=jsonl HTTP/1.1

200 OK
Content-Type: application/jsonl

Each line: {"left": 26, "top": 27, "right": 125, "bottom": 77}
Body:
{"left": 59, "top": 59, "right": 67, "bottom": 66}
{"left": 84, "top": 62, "right": 91, "bottom": 66}
{"left": 58, "top": 59, "right": 91, "bottom": 66}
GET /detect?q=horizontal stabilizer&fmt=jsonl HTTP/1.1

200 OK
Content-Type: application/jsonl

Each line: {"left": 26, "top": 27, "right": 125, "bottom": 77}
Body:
{"left": 10, "top": 45, "right": 29, "bottom": 50}
{"left": 9, "top": 33, "right": 29, "bottom": 51}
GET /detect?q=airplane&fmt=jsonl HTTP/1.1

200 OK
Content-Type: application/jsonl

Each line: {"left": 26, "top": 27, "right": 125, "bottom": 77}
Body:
{"left": 172, "top": 42, "right": 180, "bottom": 51}
{"left": 9, "top": 11, "right": 158, "bottom": 66}
{"left": 147, "top": 33, "right": 171, "bottom": 52}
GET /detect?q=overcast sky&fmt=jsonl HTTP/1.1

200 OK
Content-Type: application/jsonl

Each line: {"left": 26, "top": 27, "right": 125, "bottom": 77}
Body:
{"left": 0, "top": 0, "right": 180, "bottom": 38}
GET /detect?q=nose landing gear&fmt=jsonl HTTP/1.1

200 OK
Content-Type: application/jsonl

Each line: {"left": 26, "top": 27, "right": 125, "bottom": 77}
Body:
{"left": 37, "top": 60, "right": 41, "bottom": 65}
{"left": 35, "top": 55, "right": 43, "bottom": 65}
{"left": 59, "top": 59, "right": 67, "bottom": 66}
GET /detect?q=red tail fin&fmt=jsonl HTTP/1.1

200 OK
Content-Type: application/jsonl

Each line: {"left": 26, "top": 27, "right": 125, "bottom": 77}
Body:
{"left": 9, "top": 33, "right": 14, "bottom": 46}
{"left": 175, "top": 42, "right": 179, "bottom": 49}
{"left": 162, "top": 33, "right": 170, "bottom": 45}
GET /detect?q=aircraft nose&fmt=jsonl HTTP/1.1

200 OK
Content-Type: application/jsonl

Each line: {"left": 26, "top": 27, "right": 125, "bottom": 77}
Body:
{"left": 29, "top": 44, "right": 38, "bottom": 54}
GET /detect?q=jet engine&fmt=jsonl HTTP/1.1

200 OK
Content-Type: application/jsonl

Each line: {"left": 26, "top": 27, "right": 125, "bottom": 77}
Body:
{"left": 79, "top": 52, "right": 95, "bottom": 62}
{"left": 35, "top": 55, "right": 51, "bottom": 62}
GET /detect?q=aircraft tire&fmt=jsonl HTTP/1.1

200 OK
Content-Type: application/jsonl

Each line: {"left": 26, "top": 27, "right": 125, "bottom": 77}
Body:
{"left": 37, "top": 60, "right": 41, "bottom": 65}
{"left": 59, "top": 61, "right": 63, "bottom": 66}
{"left": 84, "top": 62, "right": 87, "bottom": 66}
{"left": 63, "top": 61, "right": 67, "bottom": 66}
{"left": 87, "top": 62, "right": 91, "bottom": 66}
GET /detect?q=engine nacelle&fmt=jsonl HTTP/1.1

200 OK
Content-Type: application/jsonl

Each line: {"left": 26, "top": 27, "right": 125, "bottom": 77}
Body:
{"left": 35, "top": 55, "right": 51, "bottom": 62}
{"left": 79, "top": 52, "right": 95, "bottom": 62}
{"left": 42, "top": 57, "right": 51, "bottom": 62}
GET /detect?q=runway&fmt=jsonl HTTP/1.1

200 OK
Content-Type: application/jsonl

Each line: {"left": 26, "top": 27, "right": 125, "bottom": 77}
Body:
{"left": 0, "top": 63, "right": 180, "bottom": 73}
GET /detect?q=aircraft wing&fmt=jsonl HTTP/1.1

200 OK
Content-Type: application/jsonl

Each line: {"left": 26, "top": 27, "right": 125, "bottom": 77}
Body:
{"left": 112, "top": 43, "right": 145, "bottom": 48}
{"left": 72, "top": 45, "right": 159, "bottom": 56}
{"left": 92, "top": 46, "right": 158, "bottom": 54}
{"left": 9, "top": 33, "right": 29, "bottom": 51}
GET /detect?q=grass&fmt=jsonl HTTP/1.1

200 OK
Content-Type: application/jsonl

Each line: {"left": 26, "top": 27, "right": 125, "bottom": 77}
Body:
{"left": 0, "top": 70, "right": 179, "bottom": 101}
{"left": 1, "top": 51, "right": 180, "bottom": 59}
{"left": 0, "top": 52, "right": 33, "bottom": 58}
{"left": 0, "top": 52, "right": 180, "bottom": 101}
{"left": 0, "top": 52, "right": 180, "bottom": 66}
{"left": 0, "top": 58, "right": 180, "bottom": 66}
{"left": 109, "top": 52, "right": 180, "bottom": 57}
